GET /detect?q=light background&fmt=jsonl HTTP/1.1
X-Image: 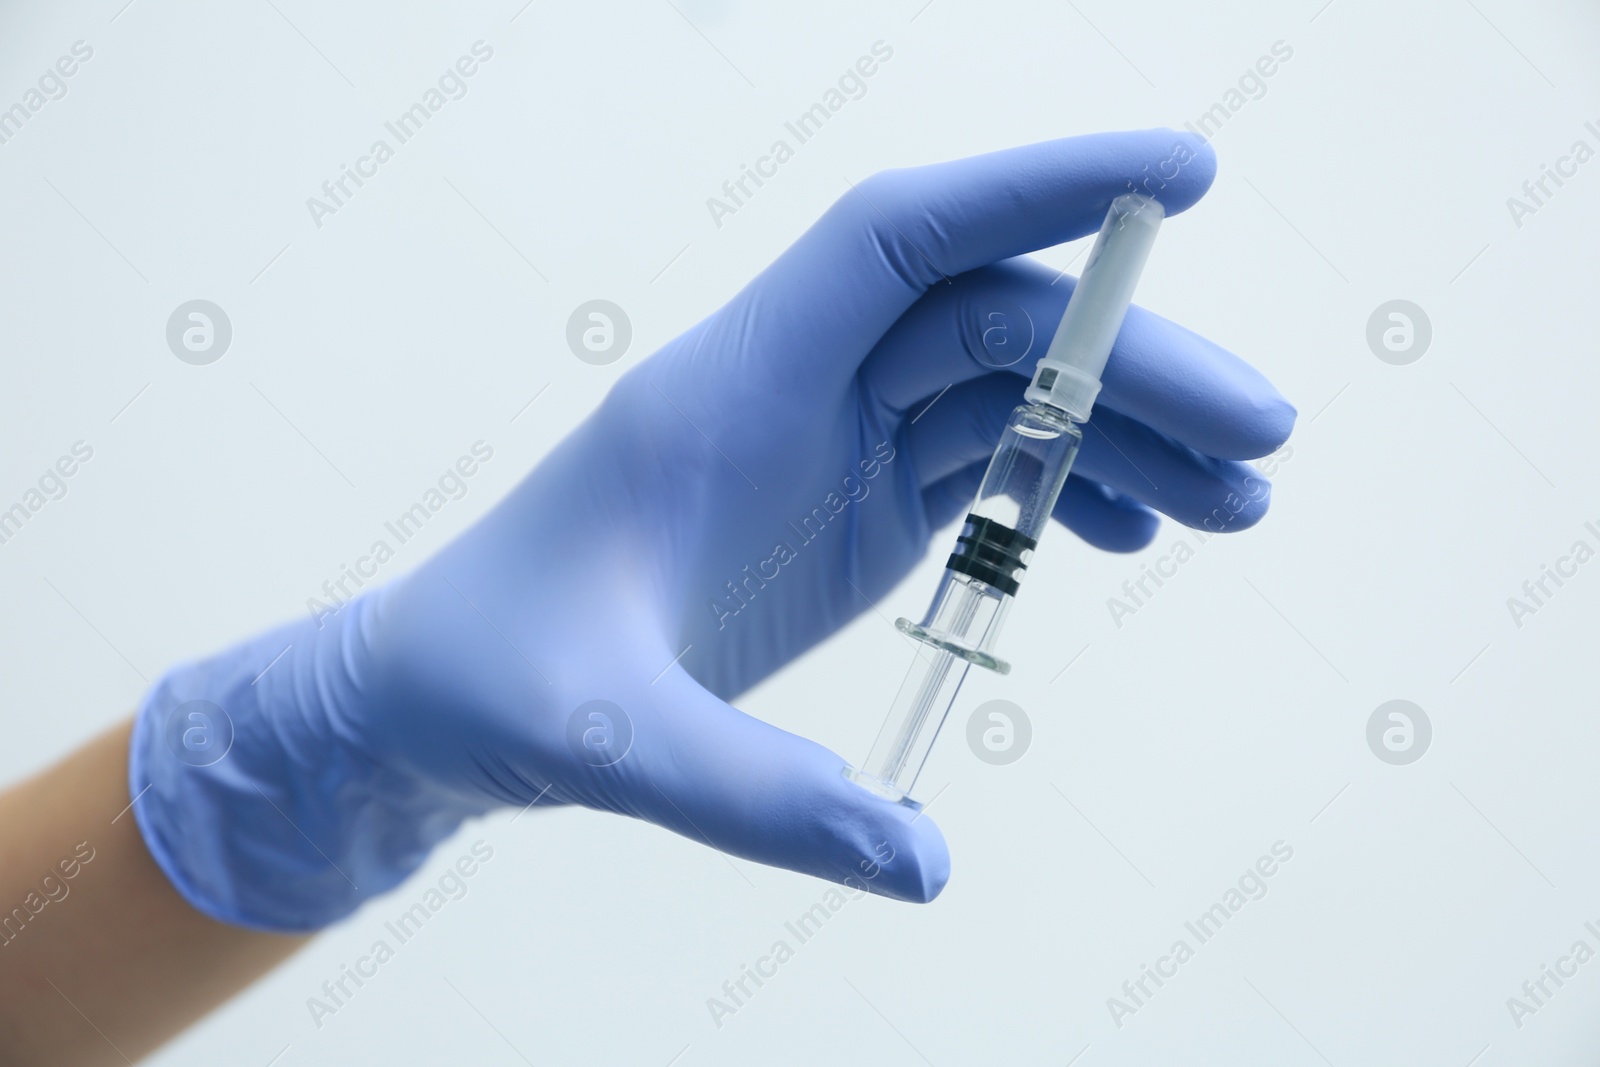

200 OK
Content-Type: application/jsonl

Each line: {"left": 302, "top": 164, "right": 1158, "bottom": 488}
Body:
{"left": 1, "top": 0, "right": 1597, "bottom": 1064}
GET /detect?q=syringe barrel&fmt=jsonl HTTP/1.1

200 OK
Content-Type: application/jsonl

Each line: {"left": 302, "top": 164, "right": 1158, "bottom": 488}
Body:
{"left": 850, "top": 194, "right": 1162, "bottom": 808}
{"left": 957, "top": 403, "right": 1082, "bottom": 583}
{"left": 846, "top": 403, "right": 1082, "bottom": 804}
{"left": 903, "top": 401, "right": 1080, "bottom": 668}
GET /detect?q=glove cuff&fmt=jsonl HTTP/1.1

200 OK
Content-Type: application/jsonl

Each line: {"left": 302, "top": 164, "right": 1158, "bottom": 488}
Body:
{"left": 128, "top": 598, "right": 485, "bottom": 932}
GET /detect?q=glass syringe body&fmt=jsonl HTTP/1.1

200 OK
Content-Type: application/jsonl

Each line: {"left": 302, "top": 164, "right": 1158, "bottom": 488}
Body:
{"left": 848, "top": 402, "right": 1081, "bottom": 804}
{"left": 846, "top": 191, "right": 1165, "bottom": 808}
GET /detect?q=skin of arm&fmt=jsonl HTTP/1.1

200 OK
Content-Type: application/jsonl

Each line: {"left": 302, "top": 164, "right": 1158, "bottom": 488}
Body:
{"left": 0, "top": 719, "right": 306, "bottom": 1065}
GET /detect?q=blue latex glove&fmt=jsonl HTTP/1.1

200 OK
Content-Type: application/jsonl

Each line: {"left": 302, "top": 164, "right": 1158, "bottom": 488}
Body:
{"left": 131, "top": 129, "right": 1294, "bottom": 930}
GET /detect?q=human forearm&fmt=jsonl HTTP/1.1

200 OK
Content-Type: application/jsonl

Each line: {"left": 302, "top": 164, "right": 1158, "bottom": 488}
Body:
{"left": 0, "top": 719, "right": 307, "bottom": 1065}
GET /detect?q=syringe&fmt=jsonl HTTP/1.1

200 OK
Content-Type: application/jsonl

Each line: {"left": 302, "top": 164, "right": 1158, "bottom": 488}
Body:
{"left": 847, "top": 193, "right": 1165, "bottom": 807}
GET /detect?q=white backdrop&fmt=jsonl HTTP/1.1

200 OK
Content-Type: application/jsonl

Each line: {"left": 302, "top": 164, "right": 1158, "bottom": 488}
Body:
{"left": 2, "top": 1, "right": 1598, "bottom": 1063}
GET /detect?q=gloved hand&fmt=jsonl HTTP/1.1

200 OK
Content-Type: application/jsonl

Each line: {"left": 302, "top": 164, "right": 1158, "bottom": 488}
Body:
{"left": 131, "top": 129, "right": 1294, "bottom": 930}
